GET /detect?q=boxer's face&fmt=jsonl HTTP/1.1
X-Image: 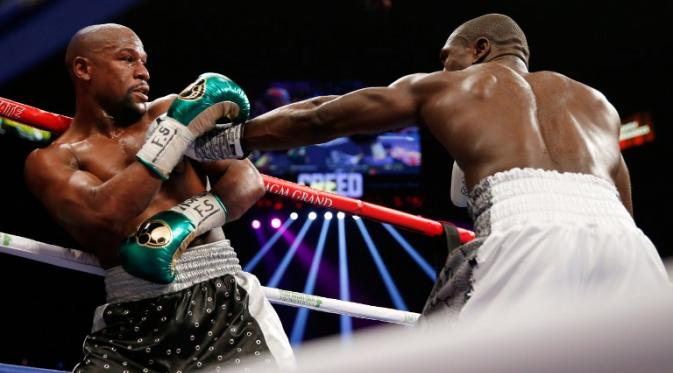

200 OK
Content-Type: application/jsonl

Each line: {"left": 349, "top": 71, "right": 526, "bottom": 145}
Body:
{"left": 88, "top": 29, "right": 150, "bottom": 122}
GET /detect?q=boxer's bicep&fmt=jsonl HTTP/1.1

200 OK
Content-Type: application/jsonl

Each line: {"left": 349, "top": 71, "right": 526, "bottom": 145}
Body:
{"left": 25, "top": 147, "right": 104, "bottom": 228}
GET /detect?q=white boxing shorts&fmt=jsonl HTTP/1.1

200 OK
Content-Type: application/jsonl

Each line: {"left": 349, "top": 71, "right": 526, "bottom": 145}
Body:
{"left": 423, "top": 168, "right": 670, "bottom": 323}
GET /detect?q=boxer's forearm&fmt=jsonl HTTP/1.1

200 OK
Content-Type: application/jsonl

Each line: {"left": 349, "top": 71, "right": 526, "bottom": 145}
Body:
{"left": 90, "top": 162, "right": 164, "bottom": 225}
{"left": 244, "top": 87, "right": 415, "bottom": 150}
{"left": 242, "top": 95, "right": 336, "bottom": 149}
{"left": 205, "top": 159, "right": 265, "bottom": 222}
{"left": 243, "top": 107, "right": 317, "bottom": 150}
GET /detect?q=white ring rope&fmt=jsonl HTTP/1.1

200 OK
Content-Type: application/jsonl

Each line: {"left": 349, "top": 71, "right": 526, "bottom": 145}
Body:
{"left": 0, "top": 231, "right": 420, "bottom": 325}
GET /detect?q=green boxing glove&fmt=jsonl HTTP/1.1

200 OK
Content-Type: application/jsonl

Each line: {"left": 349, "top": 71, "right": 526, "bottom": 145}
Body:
{"left": 137, "top": 72, "right": 250, "bottom": 180}
{"left": 185, "top": 74, "right": 251, "bottom": 161}
{"left": 120, "top": 192, "right": 227, "bottom": 284}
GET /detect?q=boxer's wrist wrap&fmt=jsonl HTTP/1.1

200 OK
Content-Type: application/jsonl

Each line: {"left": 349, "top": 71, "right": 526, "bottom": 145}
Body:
{"left": 170, "top": 192, "right": 228, "bottom": 236}
{"left": 136, "top": 116, "right": 195, "bottom": 180}
{"left": 186, "top": 122, "right": 248, "bottom": 160}
{"left": 120, "top": 192, "right": 227, "bottom": 284}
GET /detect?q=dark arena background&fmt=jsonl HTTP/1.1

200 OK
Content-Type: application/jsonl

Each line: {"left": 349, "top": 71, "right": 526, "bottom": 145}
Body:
{"left": 0, "top": 0, "right": 671, "bottom": 370}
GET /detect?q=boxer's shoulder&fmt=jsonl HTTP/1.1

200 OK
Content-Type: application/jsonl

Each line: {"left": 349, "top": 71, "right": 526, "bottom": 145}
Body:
{"left": 146, "top": 94, "right": 178, "bottom": 118}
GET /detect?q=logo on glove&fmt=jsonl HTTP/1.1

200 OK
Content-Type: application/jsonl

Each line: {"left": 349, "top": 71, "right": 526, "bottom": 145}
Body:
{"left": 136, "top": 220, "right": 172, "bottom": 248}
{"left": 178, "top": 78, "right": 206, "bottom": 101}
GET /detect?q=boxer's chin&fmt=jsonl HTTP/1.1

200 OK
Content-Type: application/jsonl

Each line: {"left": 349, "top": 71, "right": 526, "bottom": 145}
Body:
{"left": 113, "top": 94, "right": 147, "bottom": 126}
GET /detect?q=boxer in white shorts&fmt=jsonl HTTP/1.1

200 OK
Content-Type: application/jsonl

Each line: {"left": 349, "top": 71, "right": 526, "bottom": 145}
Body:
{"left": 215, "top": 14, "right": 672, "bottom": 321}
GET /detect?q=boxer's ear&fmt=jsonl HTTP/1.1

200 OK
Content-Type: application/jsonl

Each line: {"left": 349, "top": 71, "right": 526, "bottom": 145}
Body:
{"left": 473, "top": 37, "right": 491, "bottom": 64}
{"left": 73, "top": 57, "right": 91, "bottom": 81}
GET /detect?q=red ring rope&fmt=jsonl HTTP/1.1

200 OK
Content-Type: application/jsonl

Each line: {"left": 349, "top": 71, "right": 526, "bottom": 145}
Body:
{"left": 0, "top": 97, "right": 71, "bottom": 133}
{"left": 264, "top": 174, "right": 474, "bottom": 242}
{"left": 0, "top": 96, "right": 475, "bottom": 243}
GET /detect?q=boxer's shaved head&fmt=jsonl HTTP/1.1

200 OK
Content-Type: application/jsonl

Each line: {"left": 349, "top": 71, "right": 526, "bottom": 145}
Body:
{"left": 65, "top": 23, "right": 143, "bottom": 75}
{"left": 449, "top": 13, "right": 529, "bottom": 65}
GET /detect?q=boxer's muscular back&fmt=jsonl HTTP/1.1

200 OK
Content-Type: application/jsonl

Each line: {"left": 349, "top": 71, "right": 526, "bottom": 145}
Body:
{"left": 423, "top": 63, "right": 623, "bottom": 192}
{"left": 26, "top": 97, "right": 207, "bottom": 267}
